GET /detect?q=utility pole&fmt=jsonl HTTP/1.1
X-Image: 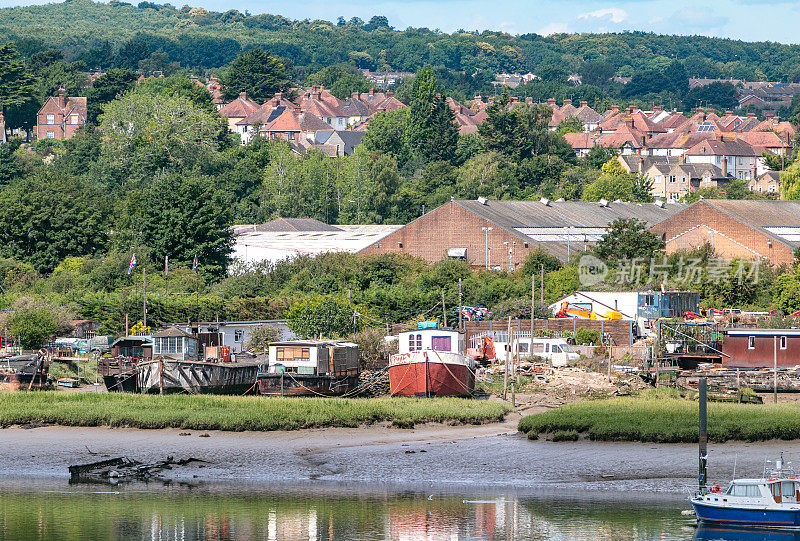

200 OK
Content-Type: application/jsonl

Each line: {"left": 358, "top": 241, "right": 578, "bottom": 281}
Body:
{"left": 442, "top": 290, "right": 447, "bottom": 328}
{"left": 504, "top": 316, "right": 511, "bottom": 400}
{"left": 699, "top": 378, "right": 708, "bottom": 493}
{"left": 458, "top": 278, "right": 463, "bottom": 331}
{"left": 540, "top": 264, "right": 544, "bottom": 309}
{"left": 530, "top": 273, "right": 535, "bottom": 344}
{"left": 774, "top": 335, "right": 778, "bottom": 404}
{"left": 142, "top": 267, "right": 147, "bottom": 328}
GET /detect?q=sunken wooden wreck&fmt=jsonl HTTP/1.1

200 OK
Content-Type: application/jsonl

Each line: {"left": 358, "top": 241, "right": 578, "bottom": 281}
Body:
{"left": 257, "top": 340, "right": 360, "bottom": 396}
{"left": 137, "top": 327, "right": 261, "bottom": 394}
{"left": 97, "top": 336, "right": 152, "bottom": 392}
{"left": 0, "top": 351, "right": 51, "bottom": 391}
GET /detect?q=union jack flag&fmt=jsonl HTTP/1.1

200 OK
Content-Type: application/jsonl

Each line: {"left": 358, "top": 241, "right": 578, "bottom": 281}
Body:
{"left": 192, "top": 254, "right": 198, "bottom": 272}
{"left": 127, "top": 254, "right": 137, "bottom": 275}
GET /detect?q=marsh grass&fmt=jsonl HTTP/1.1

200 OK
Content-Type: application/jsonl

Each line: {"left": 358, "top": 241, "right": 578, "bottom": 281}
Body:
{"left": 0, "top": 392, "right": 510, "bottom": 431}
{"left": 519, "top": 396, "right": 800, "bottom": 443}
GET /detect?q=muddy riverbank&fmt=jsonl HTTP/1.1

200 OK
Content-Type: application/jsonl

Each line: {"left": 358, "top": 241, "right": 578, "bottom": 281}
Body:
{"left": 0, "top": 413, "right": 794, "bottom": 495}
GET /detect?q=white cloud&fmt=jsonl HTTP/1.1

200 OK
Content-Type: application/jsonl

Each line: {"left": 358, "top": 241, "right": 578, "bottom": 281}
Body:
{"left": 578, "top": 7, "right": 628, "bottom": 24}
{"left": 537, "top": 21, "right": 568, "bottom": 36}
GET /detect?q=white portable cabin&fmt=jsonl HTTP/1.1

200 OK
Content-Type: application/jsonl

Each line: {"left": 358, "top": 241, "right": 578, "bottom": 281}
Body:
{"left": 398, "top": 328, "right": 464, "bottom": 355}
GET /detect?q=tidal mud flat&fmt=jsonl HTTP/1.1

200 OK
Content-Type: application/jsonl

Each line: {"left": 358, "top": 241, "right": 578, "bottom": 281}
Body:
{"left": 0, "top": 418, "right": 794, "bottom": 495}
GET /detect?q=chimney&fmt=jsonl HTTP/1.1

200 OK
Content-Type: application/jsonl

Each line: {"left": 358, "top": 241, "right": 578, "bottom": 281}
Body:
{"left": 637, "top": 154, "right": 644, "bottom": 173}
{"left": 313, "top": 91, "right": 321, "bottom": 100}
{"left": 653, "top": 105, "right": 662, "bottom": 113}
{"left": 563, "top": 99, "right": 572, "bottom": 106}
{"left": 724, "top": 110, "right": 733, "bottom": 116}
{"left": 352, "top": 91, "right": 359, "bottom": 98}
{"left": 58, "top": 87, "right": 66, "bottom": 109}
{"left": 766, "top": 114, "right": 774, "bottom": 121}
{"left": 239, "top": 91, "right": 248, "bottom": 100}
{"left": 387, "top": 91, "right": 394, "bottom": 98}
{"left": 679, "top": 153, "right": 685, "bottom": 164}
{"left": 547, "top": 98, "right": 556, "bottom": 106}
{"left": 611, "top": 105, "right": 619, "bottom": 115}
{"left": 525, "top": 97, "right": 533, "bottom": 105}
{"left": 722, "top": 156, "right": 728, "bottom": 177}
{"left": 368, "top": 88, "right": 374, "bottom": 96}
{"left": 274, "top": 92, "right": 282, "bottom": 102}
{"left": 580, "top": 100, "right": 588, "bottom": 107}
{"left": 626, "top": 105, "right": 635, "bottom": 115}
{"left": 747, "top": 112, "right": 755, "bottom": 118}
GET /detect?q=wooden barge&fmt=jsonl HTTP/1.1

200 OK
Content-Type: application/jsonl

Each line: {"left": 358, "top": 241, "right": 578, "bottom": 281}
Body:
{"left": 137, "top": 358, "right": 261, "bottom": 394}
{"left": 0, "top": 353, "right": 51, "bottom": 391}
{"left": 257, "top": 340, "right": 360, "bottom": 396}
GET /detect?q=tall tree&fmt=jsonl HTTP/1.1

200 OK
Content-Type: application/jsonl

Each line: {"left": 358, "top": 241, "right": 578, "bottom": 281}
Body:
{"left": 0, "top": 43, "right": 36, "bottom": 141}
{"left": 0, "top": 170, "right": 110, "bottom": 273}
{"left": 86, "top": 68, "right": 139, "bottom": 123}
{"left": 122, "top": 173, "right": 234, "bottom": 279}
{"left": 478, "top": 87, "right": 556, "bottom": 161}
{"left": 406, "top": 65, "right": 437, "bottom": 156}
{"left": 594, "top": 218, "right": 665, "bottom": 263}
{"left": 220, "top": 48, "right": 288, "bottom": 103}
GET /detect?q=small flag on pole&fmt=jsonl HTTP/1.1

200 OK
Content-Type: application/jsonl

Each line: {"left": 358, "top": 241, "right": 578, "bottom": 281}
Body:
{"left": 192, "top": 254, "right": 198, "bottom": 272}
{"left": 127, "top": 254, "right": 137, "bottom": 275}
{"left": 164, "top": 255, "right": 169, "bottom": 276}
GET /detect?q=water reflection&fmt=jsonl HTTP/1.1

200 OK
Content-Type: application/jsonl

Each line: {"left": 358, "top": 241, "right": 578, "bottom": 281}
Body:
{"left": 0, "top": 484, "right": 694, "bottom": 540}
{"left": 695, "top": 524, "right": 800, "bottom": 541}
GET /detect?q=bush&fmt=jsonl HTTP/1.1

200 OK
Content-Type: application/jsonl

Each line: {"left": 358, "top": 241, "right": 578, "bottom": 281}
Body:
{"left": 551, "top": 429, "right": 579, "bottom": 442}
{"left": 574, "top": 327, "right": 601, "bottom": 345}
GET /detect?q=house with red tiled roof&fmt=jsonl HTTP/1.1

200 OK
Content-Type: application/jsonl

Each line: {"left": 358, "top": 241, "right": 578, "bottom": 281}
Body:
{"left": 658, "top": 112, "right": 689, "bottom": 133}
{"left": 258, "top": 106, "right": 332, "bottom": 145}
{"left": 572, "top": 101, "right": 603, "bottom": 131}
{"left": 218, "top": 92, "right": 261, "bottom": 133}
{"left": 35, "top": 88, "right": 87, "bottom": 141}
{"left": 559, "top": 99, "right": 578, "bottom": 117}
{"left": 337, "top": 93, "right": 373, "bottom": 126}
{"left": 236, "top": 93, "right": 297, "bottom": 144}
{"left": 298, "top": 90, "right": 348, "bottom": 130}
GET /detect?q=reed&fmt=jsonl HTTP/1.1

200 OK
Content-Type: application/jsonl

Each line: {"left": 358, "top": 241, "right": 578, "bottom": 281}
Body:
{"left": 0, "top": 392, "right": 510, "bottom": 431}
{"left": 519, "top": 396, "right": 800, "bottom": 443}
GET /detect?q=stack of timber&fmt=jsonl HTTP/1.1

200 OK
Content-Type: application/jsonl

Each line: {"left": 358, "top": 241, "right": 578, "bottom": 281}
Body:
{"left": 677, "top": 368, "right": 800, "bottom": 393}
{"left": 0, "top": 352, "right": 50, "bottom": 391}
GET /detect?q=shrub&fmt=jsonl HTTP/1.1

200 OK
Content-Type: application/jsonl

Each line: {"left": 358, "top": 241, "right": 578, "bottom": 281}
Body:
{"left": 552, "top": 429, "right": 579, "bottom": 442}
{"left": 575, "top": 327, "right": 601, "bottom": 345}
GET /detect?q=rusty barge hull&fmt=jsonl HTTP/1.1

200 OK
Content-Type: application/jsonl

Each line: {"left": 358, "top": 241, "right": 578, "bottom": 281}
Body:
{"left": 137, "top": 359, "right": 261, "bottom": 395}
{"left": 97, "top": 358, "right": 139, "bottom": 393}
{"left": 0, "top": 371, "right": 49, "bottom": 391}
{"left": 256, "top": 373, "right": 360, "bottom": 396}
{"left": 678, "top": 369, "right": 800, "bottom": 393}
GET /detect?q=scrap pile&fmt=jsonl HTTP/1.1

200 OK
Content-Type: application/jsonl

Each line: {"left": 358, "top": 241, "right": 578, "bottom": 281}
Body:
{"left": 69, "top": 456, "right": 204, "bottom": 484}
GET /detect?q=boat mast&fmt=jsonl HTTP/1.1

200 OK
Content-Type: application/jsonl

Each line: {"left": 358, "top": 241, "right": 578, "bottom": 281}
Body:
{"left": 699, "top": 377, "right": 708, "bottom": 493}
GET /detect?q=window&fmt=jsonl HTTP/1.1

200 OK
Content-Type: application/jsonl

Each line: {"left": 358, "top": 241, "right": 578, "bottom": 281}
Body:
{"left": 730, "top": 484, "right": 760, "bottom": 497}
{"left": 551, "top": 345, "right": 562, "bottom": 353}
{"left": 408, "top": 334, "right": 423, "bottom": 351}
{"left": 531, "top": 343, "right": 545, "bottom": 353}
{"left": 682, "top": 177, "right": 687, "bottom": 183}
{"left": 46, "top": 114, "right": 54, "bottom": 125}
{"left": 518, "top": 342, "right": 529, "bottom": 353}
{"left": 70, "top": 114, "right": 79, "bottom": 125}
{"left": 46, "top": 131, "right": 55, "bottom": 139}
{"left": 748, "top": 336, "right": 755, "bottom": 349}
{"left": 275, "top": 347, "right": 310, "bottom": 362}
{"left": 287, "top": 132, "right": 295, "bottom": 140}
{"left": 669, "top": 192, "right": 680, "bottom": 201}
{"left": 781, "top": 336, "right": 787, "bottom": 350}
{"left": 234, "top": 329, "right": 244, "bottom": 342}
{"left": 669, "top": 175, "right": 676, "bottom": 183}
{"left": 431, "top": 336, "right": 451, "bottom": 351}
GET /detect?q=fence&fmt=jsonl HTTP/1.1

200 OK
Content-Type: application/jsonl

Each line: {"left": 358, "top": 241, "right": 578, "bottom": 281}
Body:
{"left": 464, "top": 319, "right": 635, "bottom": 347}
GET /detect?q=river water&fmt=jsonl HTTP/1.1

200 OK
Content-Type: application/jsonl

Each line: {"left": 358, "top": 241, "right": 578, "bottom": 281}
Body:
{"left": 0, "top": 482, "right": 700, "bottom": 541}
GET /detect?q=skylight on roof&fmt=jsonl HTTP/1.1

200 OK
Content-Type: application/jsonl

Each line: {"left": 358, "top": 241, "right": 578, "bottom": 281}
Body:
{"left": 697, "top": 122, "right": 716, "bottom": 133}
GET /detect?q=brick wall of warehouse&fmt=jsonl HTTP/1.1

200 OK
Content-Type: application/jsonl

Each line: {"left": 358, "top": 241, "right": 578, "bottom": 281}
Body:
{"left": 358, "top": 201, "right": 537, "bottom": 269}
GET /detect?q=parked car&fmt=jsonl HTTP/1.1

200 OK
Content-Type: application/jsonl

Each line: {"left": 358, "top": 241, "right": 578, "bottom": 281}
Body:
{"left": 88, "top": 336, "right": 114, "bottom": 354}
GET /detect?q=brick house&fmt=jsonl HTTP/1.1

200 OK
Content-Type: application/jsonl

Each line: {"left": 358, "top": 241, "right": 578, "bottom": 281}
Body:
{"left": 358, "top": 199, "right": 685, "bottom": 268}
{"left": 649, "top": 199, "right": 800, "bottom": 267}
{"left": 748, "top": 171, "right": 781, "bottom": 195}
{"left": 35, "top": 88, "right": 87, "bottom": 141}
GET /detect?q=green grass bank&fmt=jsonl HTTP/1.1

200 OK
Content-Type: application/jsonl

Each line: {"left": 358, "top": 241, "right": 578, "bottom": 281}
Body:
{"left": 519, "top": 394, "right": 800, "bottom": 443}
{"left": 0, "top": 392, "right": 510, "bottom": 431}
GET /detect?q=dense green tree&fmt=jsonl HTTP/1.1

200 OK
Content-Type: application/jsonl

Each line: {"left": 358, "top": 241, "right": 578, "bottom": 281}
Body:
{"left": 0, "top": 170, "right": 110, "bottom": 272}
{"left": 305, "top": 64, "right": 372, "bottom": 100}
{"left": 594, "top": 218, "right": 665, "bottom": 262}
{"left": 8, "top": 307, "right": 57, "bottom": 349}
{"left": 0, "top": 42, "right": 36, "bottom": 139}
{"left": 581, "top": 61, "right": 614, "bottom": 87}
{"left": 478, "top": 88, "right": 557, "bottom": 161}
{"left": 684, "top": 82, "right": 737, "bottom": 110}
{"left": 132, "top": 75, "right": 216, "bottom": 111}
{"left": 557, "top": 116, "right": 584, "bottom": 136}
{"left": 120, "top": 173, "right": 234, "bottom": 279}
{"left": 663, "top": 60, "right": 688, "bottom": 97}
{"left": 220, "top": 48, "right": 288, "bottom": 103}
{"left": 99, "top": 92, "right": 227, "bottom": 181}
{"left": 286, "top": 293, "right": 365, "bottom": 338}
{"left": 622, "top": 69, "right": 669, "bottom": 98}
{"left": 86, "top": 68, "right": 139, "bottom": 123}
{"left": 360, "top": 109, "right": 409, "bottom": 163}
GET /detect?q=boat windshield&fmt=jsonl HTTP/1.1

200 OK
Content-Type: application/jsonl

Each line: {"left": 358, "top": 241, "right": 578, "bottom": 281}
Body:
{"left": 728, "top": 484, "right": 761, "bottom": 497}
{"left": 560, "top": 344, "right": 575, "bottom": 353}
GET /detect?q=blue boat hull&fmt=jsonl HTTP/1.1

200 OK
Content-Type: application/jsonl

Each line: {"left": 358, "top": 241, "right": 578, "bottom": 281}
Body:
{"left": 693, "top": 501, "right": 800, "bottom": 528}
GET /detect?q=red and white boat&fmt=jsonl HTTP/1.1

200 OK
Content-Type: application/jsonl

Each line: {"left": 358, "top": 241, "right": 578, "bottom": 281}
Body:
{"left": 389, "top": 325, "right": 475, "bottom": 397}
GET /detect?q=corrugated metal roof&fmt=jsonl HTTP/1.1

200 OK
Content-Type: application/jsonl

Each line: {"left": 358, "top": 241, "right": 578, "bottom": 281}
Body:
{"left": 455, "top": 200, "right": 685, "bottom": 229}
{"left": 700, "top": 200, "right": 800, "bottom": 248}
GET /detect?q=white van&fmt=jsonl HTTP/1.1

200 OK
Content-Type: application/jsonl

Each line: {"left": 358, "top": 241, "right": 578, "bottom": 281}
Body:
{"left": 515, "top": 338, "right": 580, "bottom": 367}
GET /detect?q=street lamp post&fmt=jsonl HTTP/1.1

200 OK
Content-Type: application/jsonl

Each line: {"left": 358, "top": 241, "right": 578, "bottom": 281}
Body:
{"left": 481, "top": 227, "right": 493, "bottom": 270}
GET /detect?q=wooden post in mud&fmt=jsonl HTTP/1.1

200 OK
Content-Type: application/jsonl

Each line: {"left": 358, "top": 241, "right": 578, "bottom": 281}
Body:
{"left": 736, "top": 368, "right": 741, "bottom": 403}
{"left": 458, "top": 278, "right": 463, "bottom": 331}
{"left": 530, "top": 273, "right": 535, "bottom": 342}
{"left": 774, "top": 335, "right": 778, "bottom": 404}
{"left": 503, "top": 316, "right": 511, "bottom": 400}
{"left": 159, "top": 358, "right": 164, "bottom": 396}
{"left": 699, "top": 377, "right": 708, "bottom": 493}
{"left": 125, "top": 313, "right": 129, "bottom": 337}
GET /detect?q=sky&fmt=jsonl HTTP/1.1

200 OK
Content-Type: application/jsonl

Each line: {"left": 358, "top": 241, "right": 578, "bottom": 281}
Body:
{"left": 1, "top": 0, "right": 799, "bottom": 44}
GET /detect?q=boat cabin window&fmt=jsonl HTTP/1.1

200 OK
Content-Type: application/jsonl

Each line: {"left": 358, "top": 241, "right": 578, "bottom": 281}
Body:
{"left": 552, "top": 345, "right": 562, "bottom": 353}
{"left": 730, "top": 484, "right": 760, "bottom": 497}
{"left": 748, "top": 336, "right": 755, "bottom": 349}
{"left": 275, "top": 347, "right": 310, "bottom": 362}
{"left": 531, "top": 343, "right": 545, "bottom": 353}
{"left": 408, "top": 334, "right": 422, "bottom": 351}
{"left": 517, "top": 342, "right": 529, "bottom": 353}
{"left": 431, "top": 336, "right": 452, "bottom": 352}
{"left": 545, "top": 343, "right": 550, "bottom": 353}
{"left": 781, "top": 336, "right": 787, "bottom": 350}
